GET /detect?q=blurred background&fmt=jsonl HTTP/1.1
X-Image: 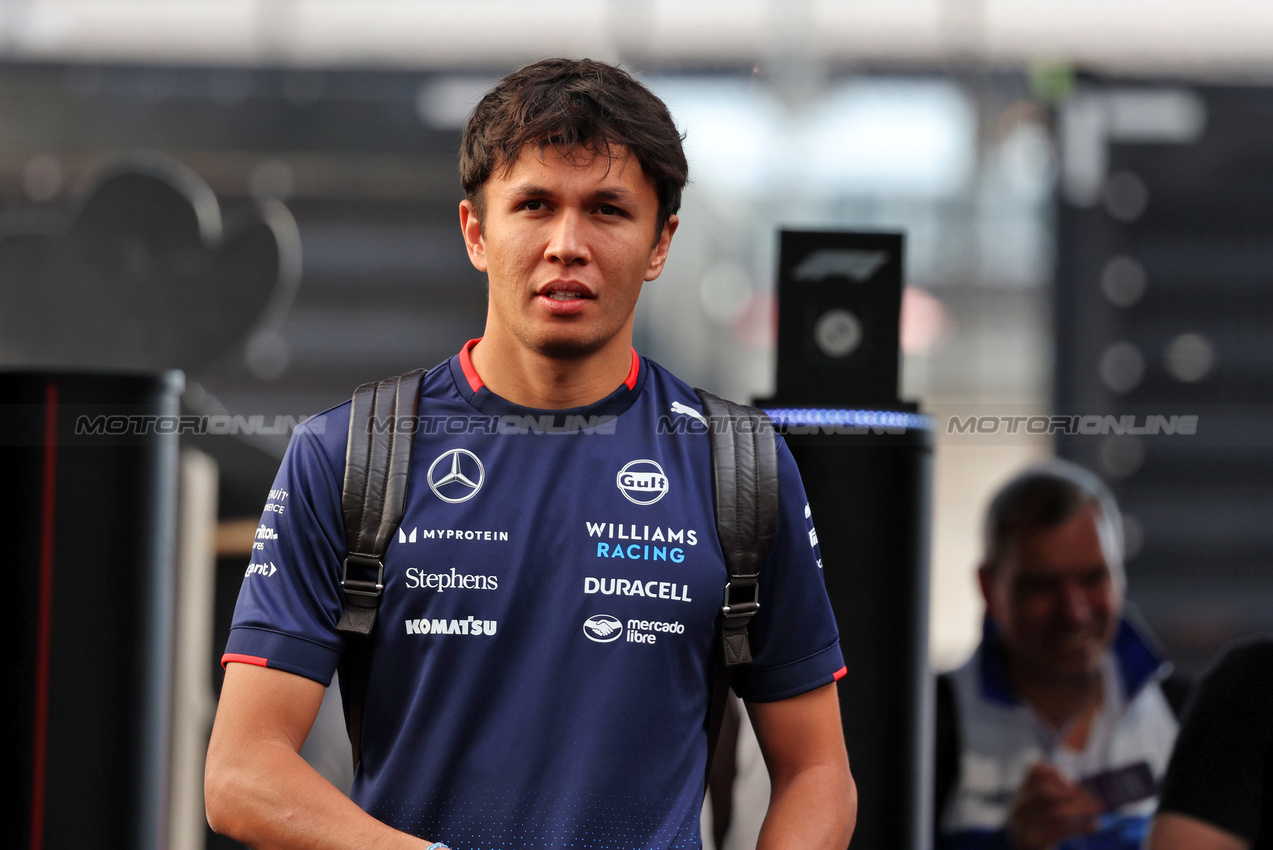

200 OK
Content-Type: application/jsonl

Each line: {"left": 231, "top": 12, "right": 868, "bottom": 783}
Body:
{"left": 4, "top": 1, "right": 1272, "bottom": 847}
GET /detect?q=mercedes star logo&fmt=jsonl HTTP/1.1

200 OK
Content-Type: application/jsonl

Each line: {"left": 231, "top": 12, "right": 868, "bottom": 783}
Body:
{"left": 427, "top": 448, "right": 485, "bottom": 503}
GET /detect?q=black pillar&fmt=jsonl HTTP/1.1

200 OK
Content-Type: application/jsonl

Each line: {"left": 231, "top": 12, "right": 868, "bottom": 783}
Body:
{"left": 2, "top": 370, "right": 183, "bottom": 850}
{"left": 759, "top": 230, "right": 933, "bottom": 850}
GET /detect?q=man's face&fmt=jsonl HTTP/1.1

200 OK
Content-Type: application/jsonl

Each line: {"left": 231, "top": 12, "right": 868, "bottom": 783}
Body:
{"left": 980, "top": 504, "right": 1122, "bottom": 686}
{"left": 459, "top": 144, "right": 676, "bottom": 360}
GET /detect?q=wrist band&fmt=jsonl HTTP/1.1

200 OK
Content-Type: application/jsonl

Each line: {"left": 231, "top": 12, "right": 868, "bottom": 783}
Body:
{"left": 425, "top": 843, "right": 449, "bottom": 850}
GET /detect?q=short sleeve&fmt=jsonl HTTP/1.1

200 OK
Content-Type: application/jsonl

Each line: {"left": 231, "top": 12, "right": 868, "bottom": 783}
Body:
{"left": 729, "top": 438, "right": 845, "bottom": 702}
{"left": 222, "top": 413, "right": 352, "bottom": 685}
{"left": 1156, "top": 640, "right": 1273, "bottom": 842}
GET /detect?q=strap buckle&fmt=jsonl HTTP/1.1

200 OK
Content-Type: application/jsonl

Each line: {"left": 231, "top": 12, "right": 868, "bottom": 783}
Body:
{"left": 341, "top": 553, "right": 385, "bottom": 598}
{"left": 721, "top": 577, "right": 760, "bottom": 619}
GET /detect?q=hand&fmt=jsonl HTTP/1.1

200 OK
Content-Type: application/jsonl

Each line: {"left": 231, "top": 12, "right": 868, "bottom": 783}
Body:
{"left": 1005, "top": 763, "right": 1103, "bottom": 850}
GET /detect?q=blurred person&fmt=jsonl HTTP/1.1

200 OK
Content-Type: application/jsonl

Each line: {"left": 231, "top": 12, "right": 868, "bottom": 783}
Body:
{"left": 934, "top": 459, "right": 1183, "bottom": 850}
{"left": 203, "top": 58, "right": 855, "bottom": 850}
{"left": 1147, "top": 639, "right": 1273, "bottom": 850}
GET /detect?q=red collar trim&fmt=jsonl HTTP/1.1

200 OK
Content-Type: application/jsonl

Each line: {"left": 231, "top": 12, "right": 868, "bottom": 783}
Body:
{"left": 458, "top": 338, "right": 640, "bottom": 395}
{"left": 459, "top": 338, "right": 484, "bottom": 392}
{"left": 624, "top": 347, "right": 640, "bottom": 390}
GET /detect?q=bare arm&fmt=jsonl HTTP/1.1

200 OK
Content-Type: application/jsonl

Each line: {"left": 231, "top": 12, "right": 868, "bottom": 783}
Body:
{"left": 205, "top": 662, "right": 432, "bottom": 850}
{"left": 1146, "top": 812, "right": 1250, "bottom": 850}
{"left": 747, "top": 682, "right": 856, "bottom": 850}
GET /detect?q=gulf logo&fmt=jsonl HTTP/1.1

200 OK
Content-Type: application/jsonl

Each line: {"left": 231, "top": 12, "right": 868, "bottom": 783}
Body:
{"left": 616, "top": 459, "right": 669, "bottom": 505}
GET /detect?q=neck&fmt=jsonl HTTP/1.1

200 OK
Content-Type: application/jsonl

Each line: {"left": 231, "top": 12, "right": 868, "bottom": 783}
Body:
{"left": 468, "top": 334, "right": 634, "bottom": 409}
{"left": 1010, "top": 662, "right": 1104, "bottom": 733}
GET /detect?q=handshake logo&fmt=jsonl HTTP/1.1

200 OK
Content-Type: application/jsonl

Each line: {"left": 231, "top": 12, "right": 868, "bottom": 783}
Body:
{"left": 581, "top": 613, "right": 683, "bottom": 646}
{"left": 582, "top": 614, "right": 624, "bottom": 643}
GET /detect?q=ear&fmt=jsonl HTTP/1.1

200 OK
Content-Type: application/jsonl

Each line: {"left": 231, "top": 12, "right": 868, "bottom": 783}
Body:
{"left": 977, "top": 564, "right": 996, "bottom": 615}
{"left": 459, "top": 199, "right": 488, "bottom": 273}
{"left": 643, "top": 214, "right": 679, "bottom": 282}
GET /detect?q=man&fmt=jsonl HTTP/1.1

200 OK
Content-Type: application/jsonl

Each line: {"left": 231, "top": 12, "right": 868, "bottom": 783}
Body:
{"left": 205, "top": 58, "right": 856, "bottom": 850}
{"left": 934, "top": 459, "right": 1179, "bottom": 850}
{"left": 1147, "top": 639, "right": 1273, "bottom": 850}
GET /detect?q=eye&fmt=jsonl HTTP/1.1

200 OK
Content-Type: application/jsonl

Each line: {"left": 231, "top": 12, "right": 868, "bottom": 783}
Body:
{"left": 597, "top": 204, "right": 625, "bottom": 217}
{"left": 1015, "top": 577, "right": 1052, "bottom": 596}
{"left": 521, "top": 200, "right": 546, "bottom": 211}
{"left": 1080, "top": 570, "right": 1110, "bottom": 588}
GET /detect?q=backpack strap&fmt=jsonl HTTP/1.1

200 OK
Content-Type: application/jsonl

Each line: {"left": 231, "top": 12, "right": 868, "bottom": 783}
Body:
{"left": 694, "top": 388, "right": 779, "bottom": 796}
{"left": 695, "top": 389, "right": 779, "bottom": 666}
{"left": 338, "top": 368, "right": 425, "bottom": 767}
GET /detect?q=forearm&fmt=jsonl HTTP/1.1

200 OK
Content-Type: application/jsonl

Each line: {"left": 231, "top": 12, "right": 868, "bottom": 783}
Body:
{"left": 756, "top": 761, "right": 856, "bottom": 850}
{"left": 205, "top": 735, "right": 430, "bottom": 850}
{"left": 206, "top": 664, "right": 436, "bottom": 850}
{"left": 1146, "top": 812, "right": 1251, "bottom": 850}
{"left": 747, "top": 683, "right": 855, "bottom": 850}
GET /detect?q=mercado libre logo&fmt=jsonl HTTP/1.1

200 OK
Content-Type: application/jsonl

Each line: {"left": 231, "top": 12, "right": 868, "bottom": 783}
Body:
{"left": 582, "top": 614, "right": 624, "bottom": 643}
{"left": 615, "top": 459, "right": 668, "bottom": 505}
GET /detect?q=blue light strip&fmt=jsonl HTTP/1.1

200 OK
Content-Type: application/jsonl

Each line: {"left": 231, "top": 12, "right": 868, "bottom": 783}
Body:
{"left": 763, "top": 407, "right": 934, "bottom": 432}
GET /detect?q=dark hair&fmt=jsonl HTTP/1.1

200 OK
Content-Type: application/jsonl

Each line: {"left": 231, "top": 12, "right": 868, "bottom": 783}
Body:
{"left": 982, "top": 459, "right": 1124, "bottom": 580}
{"left": 459, "top": 58, "right": 689, "bottom": 234}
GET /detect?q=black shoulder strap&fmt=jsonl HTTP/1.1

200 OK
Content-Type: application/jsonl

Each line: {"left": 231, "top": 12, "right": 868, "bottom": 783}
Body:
{"left": 694, "top": 389, "right": 779, "bottom": 666}
{"left": 694, "top": 388, "right": 779, "bottom": 795}
{"left": 338, "top": 368, "right": 425, "bottom": 768}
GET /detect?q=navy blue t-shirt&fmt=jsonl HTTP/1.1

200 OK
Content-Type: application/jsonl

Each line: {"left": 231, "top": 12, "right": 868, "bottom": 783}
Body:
{"left": 225, "top": 341, "right": 845, "bottom": 849}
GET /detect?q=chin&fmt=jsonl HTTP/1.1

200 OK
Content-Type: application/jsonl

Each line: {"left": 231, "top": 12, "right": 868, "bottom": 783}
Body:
{"left": 525, "top": 325, "right": 615, "bottom": 360}
{"left": 532, "top": 337, "right": 603, "bottom": 360}
{"left": 1049, "top": 653, "right": 1104, "bottom": 682}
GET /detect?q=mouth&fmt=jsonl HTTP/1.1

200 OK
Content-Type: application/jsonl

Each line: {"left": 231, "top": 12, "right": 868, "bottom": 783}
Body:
{"left": 537, "top": 281, "right": 594, "bottom": 301}
{"left": 534, "top": 281, "right": 594, "bottom": 316}
{"left": 1046, "top": 630, "right": 1101, "bottom": 652}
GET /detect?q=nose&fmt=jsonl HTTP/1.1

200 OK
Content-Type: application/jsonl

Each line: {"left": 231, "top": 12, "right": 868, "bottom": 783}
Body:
{"left": 1057, "top": 581, "right": 1091, "bottom": 625}
{"left": 545, "top": 209, "right": 589, "bottom": 266}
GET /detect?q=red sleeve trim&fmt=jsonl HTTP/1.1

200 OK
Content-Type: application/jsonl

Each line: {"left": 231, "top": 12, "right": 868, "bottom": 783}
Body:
{"left": 624, "top": 347, "right": 640, "bottom": 390}
{"left": 832, "top": 666, "right": 848, "bottom": 681}
{"left": 459, "top": 337, "right": 485, "bottom": 392}
{"left": 222, "top": 653, "right": 269, "bottom": 669}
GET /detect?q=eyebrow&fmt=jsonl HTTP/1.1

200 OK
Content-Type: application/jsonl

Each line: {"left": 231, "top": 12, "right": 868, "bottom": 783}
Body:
{"left": 506, "top": 183, "right": 640, "bottom": 204}
{"left": 592, "top": 187, "right": 639, "bottom": 203}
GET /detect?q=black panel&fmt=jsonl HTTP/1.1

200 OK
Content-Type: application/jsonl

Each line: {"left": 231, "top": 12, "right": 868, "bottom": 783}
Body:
{"left": 767, "top": 229, "right": 905, "bottom": 408}
{"left": 1055, "top": 81, "right": 1273, "bottom": 675}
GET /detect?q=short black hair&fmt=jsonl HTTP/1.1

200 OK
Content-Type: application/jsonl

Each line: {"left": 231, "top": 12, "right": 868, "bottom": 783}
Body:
{"left": 459, "top": 58, "right": 689, "bottom": 235}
